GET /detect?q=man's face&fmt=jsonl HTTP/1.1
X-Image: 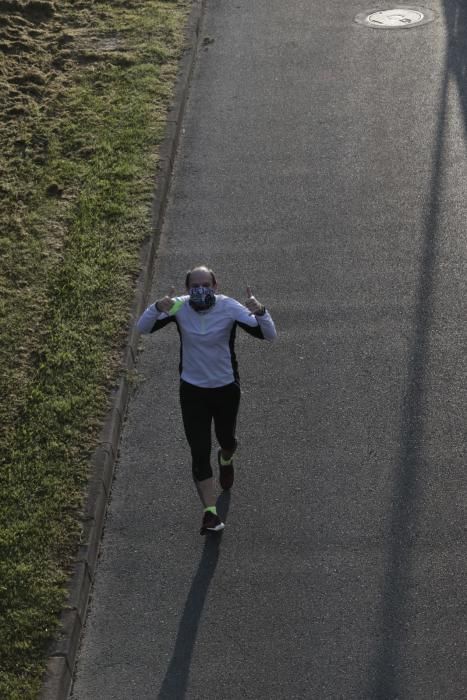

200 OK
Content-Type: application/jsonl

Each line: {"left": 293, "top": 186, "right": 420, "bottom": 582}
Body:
{"left": 187, "top": 269, "right": 216, "bottom": 290}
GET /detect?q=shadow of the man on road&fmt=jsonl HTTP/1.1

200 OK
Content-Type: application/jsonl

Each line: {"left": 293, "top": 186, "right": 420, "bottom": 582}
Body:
{"left": 157, "top": 491, "right": 231, "bottom": 699}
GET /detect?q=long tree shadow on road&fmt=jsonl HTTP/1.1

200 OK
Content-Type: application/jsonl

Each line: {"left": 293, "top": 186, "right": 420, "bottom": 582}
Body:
{"left": 443, "top": 0, "right": 467, "bottom": 139}
{"left": 370, "top": 2, "right": 467, "bottom": 695}
{"left": 157, "top": 491, "right": 231, "bottom": 699}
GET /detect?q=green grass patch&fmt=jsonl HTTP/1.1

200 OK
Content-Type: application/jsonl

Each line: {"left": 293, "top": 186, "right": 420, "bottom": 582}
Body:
{"left": 0, "top": 1, "right": 189, "bottom": 696}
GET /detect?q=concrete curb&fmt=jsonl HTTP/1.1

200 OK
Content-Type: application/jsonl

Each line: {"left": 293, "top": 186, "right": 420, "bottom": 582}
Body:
{"left": 39, "top": 2, "right": 206, "bottom": 697}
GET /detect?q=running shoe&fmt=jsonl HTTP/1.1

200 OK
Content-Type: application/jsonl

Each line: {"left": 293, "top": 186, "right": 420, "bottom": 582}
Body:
{"left": 218, "top": 449, "right": 234, "bottom": 490}
{"left": 200, "top": 510, "right": 225, "bottom": 535}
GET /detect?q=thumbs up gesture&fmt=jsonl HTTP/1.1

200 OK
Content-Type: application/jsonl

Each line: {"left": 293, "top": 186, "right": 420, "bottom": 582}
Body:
{"left": 245, "top": 286, "right": 266, "bottom": 316}
{"left": 155, "top": 287, "right": 176, "bottom": 314}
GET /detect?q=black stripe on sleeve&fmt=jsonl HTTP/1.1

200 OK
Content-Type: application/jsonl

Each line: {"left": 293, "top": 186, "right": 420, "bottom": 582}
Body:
{"left": 237, "top": 320, "right": 264, "bottom": 339}
{"left": 229, "top": 322, "right": 240, "bottom": 383}
{"left": 150, "top": 316, "right": 176, "bottom": 333}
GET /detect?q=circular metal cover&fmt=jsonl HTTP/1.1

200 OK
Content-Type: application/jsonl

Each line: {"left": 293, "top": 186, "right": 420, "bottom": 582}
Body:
{"left": 355, "top": 6, "right": 435, "bottom": 28}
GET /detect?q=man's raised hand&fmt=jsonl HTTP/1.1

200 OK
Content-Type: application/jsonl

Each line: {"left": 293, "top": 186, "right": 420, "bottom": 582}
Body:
{"left": 155, "top": 286, "right": 176, "bottom": 314}
{"left": 245, "top": 286, "right": 265, "bottom": 316}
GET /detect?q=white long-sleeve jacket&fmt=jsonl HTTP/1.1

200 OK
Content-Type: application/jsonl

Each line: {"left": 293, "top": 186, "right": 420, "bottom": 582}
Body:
{"left": 137, "top": 294, "right": 277, "bottom": 388}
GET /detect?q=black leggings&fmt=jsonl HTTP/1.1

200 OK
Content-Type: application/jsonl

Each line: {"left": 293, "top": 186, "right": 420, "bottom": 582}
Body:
{"left": 179, "top": 380, "right": 241, "bottom": 481}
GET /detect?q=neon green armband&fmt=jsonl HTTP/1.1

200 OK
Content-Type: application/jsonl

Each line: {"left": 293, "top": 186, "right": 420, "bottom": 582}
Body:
{"left": 168, "top": 299, "right": 185, "bottom": 315}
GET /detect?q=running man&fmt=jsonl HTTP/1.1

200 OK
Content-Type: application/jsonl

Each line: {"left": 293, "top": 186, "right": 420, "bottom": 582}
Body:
{"left": 137, "top": 265, "right": 277, "bottom": 535}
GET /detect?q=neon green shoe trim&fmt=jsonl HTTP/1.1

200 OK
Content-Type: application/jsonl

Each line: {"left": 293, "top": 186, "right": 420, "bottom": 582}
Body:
{"left": 219, "top": 454, "right": 233, "bottom": 466}
{"left": 204, "top": 506, "right": 217, "bottom": 515}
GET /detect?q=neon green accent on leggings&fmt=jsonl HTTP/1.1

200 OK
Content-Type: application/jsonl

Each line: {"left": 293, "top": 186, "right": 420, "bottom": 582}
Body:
{"left": 204, "top": 506, "right": 217, "bottom": 515}
{"left": 169, "top": 298, "right": 184, "bottom": 315}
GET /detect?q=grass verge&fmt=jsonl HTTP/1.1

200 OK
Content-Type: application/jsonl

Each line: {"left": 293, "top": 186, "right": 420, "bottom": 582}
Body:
{"left": 0, "top": 1, "right": 189, "bottom": 696}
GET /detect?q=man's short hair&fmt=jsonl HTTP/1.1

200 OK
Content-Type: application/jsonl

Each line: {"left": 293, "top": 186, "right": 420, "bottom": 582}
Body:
{"left": 185, "top": 266, "right": 217, "bottom": 288}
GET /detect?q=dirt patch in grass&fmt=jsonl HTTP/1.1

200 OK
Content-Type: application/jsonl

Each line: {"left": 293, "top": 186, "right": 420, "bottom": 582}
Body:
{"left": 0, "top": 1, "right": 189, "bottom": 696}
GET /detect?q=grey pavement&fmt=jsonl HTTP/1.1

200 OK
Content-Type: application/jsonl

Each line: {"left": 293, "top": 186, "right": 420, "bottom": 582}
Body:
{"left": 70, "top": 0, "right": 467, "bottom": 698}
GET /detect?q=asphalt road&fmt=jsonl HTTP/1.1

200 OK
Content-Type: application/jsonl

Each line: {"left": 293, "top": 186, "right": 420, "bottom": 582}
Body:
{"left": 70, "top": 1, "right": 467, "bottom": 698}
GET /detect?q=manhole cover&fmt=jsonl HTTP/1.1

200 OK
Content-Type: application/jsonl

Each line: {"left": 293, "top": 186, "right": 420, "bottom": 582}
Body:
{"left": 355, "top": 6, "right": 435, "bottom": 28}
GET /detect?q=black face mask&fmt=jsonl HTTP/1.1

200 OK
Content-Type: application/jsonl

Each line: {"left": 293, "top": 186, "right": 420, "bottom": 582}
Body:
{"left": 189, "top": 286, "right": 216, "bottom": 312}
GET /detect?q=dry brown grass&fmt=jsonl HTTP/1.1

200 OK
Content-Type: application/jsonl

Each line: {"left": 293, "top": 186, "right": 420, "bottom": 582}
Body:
{"left": 0, "top": 1, "right": 189, "bottom": 696}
